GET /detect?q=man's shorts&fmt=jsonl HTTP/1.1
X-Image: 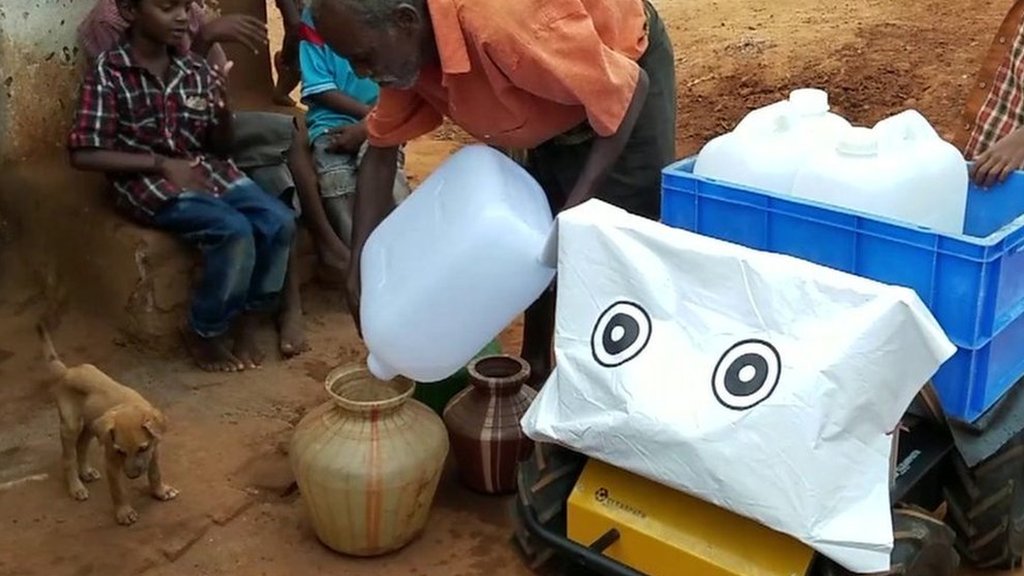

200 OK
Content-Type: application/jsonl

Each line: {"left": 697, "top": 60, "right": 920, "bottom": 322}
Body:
{"left": 311, "top": 133, "right": 412, "bottom": 245}
{"left": 230, "top": 111, "right": 298, "bottom": 208}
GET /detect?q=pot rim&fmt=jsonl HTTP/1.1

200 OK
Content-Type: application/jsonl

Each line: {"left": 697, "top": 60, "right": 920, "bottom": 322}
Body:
{"left": 323, "top": 364, "right": 415, "bottom": 413}
{"left": 467, "top": 354, "right": 531, "bottom": 390}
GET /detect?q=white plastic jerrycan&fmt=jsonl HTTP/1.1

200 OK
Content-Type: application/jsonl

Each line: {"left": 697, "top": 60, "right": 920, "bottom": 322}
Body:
{"left": 791, "top": 125, "right": 967, "bottom": 234}
{"left": 693, "top": 88, "right": 851, "bottom": 195}
{"left": 872, "top": 110, "right": 968, "bottom": 234}
{"left": 736, "top": 88, "right": 850, "bottom": 138}
{"left": 359, "top": 144, "right": 556, "bottom": 383}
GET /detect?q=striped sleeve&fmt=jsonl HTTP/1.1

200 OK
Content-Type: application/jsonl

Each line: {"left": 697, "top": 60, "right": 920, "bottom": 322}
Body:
{"left": 68, "top": 58, "right": 118, "bottom": 150}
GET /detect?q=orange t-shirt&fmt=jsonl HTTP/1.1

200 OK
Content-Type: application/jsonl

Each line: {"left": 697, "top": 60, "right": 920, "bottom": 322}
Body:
{"left": 366, "top": 0, "right": 650, "bottom": 149}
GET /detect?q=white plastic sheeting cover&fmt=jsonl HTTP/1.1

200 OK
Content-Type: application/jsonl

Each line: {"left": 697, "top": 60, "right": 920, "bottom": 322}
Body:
{"left": 521, "top": 200, "right": 956, "bottom": 573}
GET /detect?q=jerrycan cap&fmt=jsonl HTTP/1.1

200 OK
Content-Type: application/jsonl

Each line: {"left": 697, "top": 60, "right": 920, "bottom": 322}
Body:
{"left": 836, "top": 126, "right": 879, "bottom": 156}
{"left": 788, "top": 88, "right": 830, "bottom": 116}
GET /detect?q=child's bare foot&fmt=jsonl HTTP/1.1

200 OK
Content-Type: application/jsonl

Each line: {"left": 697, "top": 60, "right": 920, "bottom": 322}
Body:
{"left": 233, "top": 314, "right": 265, "bottom": 369}
{"left": 181, "top": 327, "right": 244, "bottom": 372}
{"left": 278, "top": 306, "right": 309, "bottom": 358}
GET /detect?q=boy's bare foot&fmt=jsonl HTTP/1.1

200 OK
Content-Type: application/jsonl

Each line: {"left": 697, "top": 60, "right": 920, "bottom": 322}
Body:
{"left": 277, "top": 306, "right": 309, "bottom": 358}
{"left": 233, "top": 314, "right": 265, "bottom": 369}
{"left": 181, "top": 327, "right": 244, "bottom": 372}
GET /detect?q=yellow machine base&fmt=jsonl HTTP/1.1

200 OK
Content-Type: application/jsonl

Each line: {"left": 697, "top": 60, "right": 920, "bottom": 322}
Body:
{"left": 567, "top": 459, "right": 815, "bottom": 576}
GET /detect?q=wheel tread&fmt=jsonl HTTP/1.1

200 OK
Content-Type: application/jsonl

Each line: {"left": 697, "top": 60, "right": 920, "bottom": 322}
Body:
{"left": 944, "top": 435, "right": 1024, "bottom": 569}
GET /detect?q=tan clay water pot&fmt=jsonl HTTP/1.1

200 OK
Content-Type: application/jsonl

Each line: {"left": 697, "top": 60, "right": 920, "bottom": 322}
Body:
{"left": 290, "top": 364, "right": 449, "bottom": 556}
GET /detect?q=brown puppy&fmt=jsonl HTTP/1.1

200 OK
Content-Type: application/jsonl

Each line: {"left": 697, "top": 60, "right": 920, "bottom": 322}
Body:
{"left": 37, "top": 323, "right": 178, "bottom": 525}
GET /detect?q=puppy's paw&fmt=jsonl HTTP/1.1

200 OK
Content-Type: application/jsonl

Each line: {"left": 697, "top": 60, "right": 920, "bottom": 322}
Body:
{"left": 79, "top": 467, "right": 101, "bottom": 482}
{"left": 152, "top": 484, "right": 180, "bottom": 501}
{"left": 115, "top": 505, "right": 139, "bottom": 526}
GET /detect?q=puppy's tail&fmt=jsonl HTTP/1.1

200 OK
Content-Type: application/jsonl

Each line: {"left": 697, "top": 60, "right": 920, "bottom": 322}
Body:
{"left": 36, "top": 322, "right": 68, "bottom": 380}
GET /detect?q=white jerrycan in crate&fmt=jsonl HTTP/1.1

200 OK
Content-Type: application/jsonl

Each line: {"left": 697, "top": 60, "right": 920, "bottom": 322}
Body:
{"left": 872, "top": 110, "right": 968, "bottom": 234}
{"left": 693, "top": 88, "right": 852, "bottom": 195}
{"left": 791, "top": 123, "right": 968, "bottom": 234}
{"left": 359, "top": 144, "right": 556, "bottom": 382}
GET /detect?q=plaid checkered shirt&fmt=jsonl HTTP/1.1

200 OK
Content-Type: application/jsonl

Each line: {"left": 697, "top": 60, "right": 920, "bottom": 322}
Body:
{"left": 955, "top": 0, "right": 1024, "bottom": 159}
{"left": 67, "top": 43, "right": 245, "bottom": 224}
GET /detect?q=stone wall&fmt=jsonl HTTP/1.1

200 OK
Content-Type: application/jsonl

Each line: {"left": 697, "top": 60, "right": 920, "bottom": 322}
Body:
{"left": 0, "top": 0, "right": 94, "bottom": 163}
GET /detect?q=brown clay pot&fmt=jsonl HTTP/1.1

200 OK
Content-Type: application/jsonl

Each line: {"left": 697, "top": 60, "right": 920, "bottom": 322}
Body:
{"left": 442, "top": 354, "right": 537, "bottom": 494}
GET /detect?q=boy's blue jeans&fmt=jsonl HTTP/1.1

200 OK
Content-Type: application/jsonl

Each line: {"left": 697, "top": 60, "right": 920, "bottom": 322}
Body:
{"left": 153, "top": 178, "right": 296, "bottom": 338}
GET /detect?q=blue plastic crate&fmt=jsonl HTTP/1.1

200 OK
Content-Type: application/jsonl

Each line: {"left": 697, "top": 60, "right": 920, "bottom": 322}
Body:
{"left": 661, "top": 157, "right": 1024, "bottom": 423}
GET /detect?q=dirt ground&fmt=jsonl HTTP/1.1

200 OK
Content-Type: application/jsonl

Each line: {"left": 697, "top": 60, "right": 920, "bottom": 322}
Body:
{"left": 0, "top": 0, "right": 1017, "bottom": 575}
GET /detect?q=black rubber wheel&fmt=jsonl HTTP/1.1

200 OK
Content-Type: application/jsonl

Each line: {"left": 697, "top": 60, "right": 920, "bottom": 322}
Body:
{"left": 510, "top": 442, "right": 587, "bottom": 573}
{"left": 810, "top": 508, "right": 959, "bottom": 575}
{"left": 944, "top": 433, "right": 1024, "bottom": 570}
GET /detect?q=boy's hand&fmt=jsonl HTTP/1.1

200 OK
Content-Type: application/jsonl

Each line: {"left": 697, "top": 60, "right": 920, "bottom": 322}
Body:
{"left": 161, "top": 157, "right": 206, "bottom": 192}
{"left": 326, "top": 122, "right": 368, "bottom": 154}
{"left": 199, "top": 15, "right": 268, "bottom": 54}
{"left": 972, "top": 128, "right": 1024, "bottom": 187}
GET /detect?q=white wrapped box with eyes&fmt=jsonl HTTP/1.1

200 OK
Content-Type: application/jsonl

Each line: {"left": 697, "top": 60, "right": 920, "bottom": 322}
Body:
{"left": 520, "top": 199, "right": 957, "bottom": 574}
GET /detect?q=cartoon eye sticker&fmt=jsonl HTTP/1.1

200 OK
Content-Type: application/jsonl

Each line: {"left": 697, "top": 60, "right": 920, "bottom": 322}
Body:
{"left": 591, "top": 301, "right": 652, "bottom": 367}
{"left": 712, "top": 339, "right": 782, "bottom": 410}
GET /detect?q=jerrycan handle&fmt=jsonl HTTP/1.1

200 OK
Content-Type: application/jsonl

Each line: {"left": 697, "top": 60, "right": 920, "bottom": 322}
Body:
{"left": 883, "top": 110, "right": 940, "bottom": 143}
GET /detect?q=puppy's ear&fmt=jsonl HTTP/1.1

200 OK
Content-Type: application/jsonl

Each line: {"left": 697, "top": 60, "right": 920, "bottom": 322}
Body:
{"left": 91, "top": 411, "right": 117, "bottom": 448}
{"left": 143, "top": 408, "right": 167, "bottom": 440}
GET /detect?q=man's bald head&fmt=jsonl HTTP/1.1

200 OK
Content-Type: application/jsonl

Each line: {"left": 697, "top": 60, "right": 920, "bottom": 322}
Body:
{"left": 308, "top": 0, "right": 431, "bottom": 89}
{"left": 309, "top": 0, "right": 426, "bottom": 31}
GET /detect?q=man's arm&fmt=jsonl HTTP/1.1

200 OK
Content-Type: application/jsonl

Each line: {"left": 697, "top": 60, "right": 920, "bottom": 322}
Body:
{"left": 563, "top": 69, "right": 649, "bottom": 209}
{"left": 486, "top": 0, "right": 649, "bottom": 207}
{"left": 344, "top": 144, "right": 400, "bottom": 332}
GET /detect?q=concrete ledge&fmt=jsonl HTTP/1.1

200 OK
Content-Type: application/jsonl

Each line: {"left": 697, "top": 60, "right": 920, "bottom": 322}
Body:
{"left": 0, "top": 160, "right": 316, "bottom": 351}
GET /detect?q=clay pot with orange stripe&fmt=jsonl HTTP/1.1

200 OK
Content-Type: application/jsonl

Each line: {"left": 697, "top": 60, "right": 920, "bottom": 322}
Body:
{"left": 443, "top": 354, "right": 538, "bottom": 495}
{"left": 290, "top": 364, "right": 449, "bottom": 556}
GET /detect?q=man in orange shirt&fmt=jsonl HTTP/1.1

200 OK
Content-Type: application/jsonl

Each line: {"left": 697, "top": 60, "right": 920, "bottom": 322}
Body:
{"left": 309, "top": 0, "right": 675, "bottom": 386}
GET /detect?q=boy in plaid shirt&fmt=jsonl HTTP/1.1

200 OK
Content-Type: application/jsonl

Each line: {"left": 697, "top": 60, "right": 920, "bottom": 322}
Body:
{"left": 68, "top": 0, "right": 296, "bottom": 372}
{"left": 956, "top": 0, "right": 1024, "bottom": 186}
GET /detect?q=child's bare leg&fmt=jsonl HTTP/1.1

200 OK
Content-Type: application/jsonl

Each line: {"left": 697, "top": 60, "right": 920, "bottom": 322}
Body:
{"left": 288, "top": 123, "right": 350, "bottom": 279}
{"left": 277, "top": 240, "right": 309, "bottom": 357}
{"left": 153, "top": 194, "right": 254, "bottom": 373}
{"left": 273, "top": 51, "right": 300, "bottom": 107}
{"left": 223, "top": 180, "right": 297, "bottom": 367}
